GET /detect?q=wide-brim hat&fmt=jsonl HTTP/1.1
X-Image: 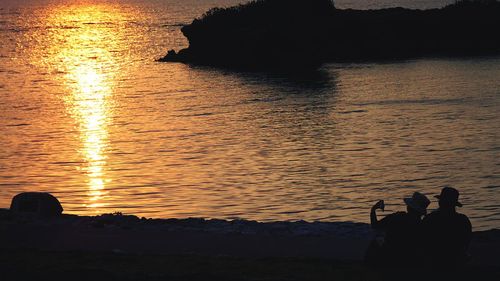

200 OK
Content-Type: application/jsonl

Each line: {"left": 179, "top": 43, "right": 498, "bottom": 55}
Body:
{"left": 404, "top": 192, "right": 431, "bottom": 215}
{"left": 435, "top": 186, "right": 462, "bottom": 207}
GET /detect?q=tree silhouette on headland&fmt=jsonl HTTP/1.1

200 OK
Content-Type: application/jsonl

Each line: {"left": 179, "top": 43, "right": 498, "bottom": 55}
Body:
{"left": 160, "top": 0, "right": 500, "bottom": 70}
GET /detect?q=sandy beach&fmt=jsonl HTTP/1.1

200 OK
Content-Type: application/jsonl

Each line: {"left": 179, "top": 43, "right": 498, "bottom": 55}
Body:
{"left": 1, "top": 210, "right": 499, "bottom": 280}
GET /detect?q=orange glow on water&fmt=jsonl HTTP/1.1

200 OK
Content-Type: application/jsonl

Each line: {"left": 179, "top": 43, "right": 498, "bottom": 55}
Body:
{"left": 45, "top": 4, "right": 122, "bottom": 212}
{"left": 70, "top": 64, "right": 110, "bottom": 210}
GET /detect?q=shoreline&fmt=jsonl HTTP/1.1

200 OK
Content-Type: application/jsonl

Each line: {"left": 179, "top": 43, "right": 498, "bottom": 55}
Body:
{"left": 1, "top": 211, "right": 499, "bottom": 280}
{"left": 1, "top": 211, "right": 498, "bottom": 263}
{"left": 0, "top": 211, "right": 372, "bottom": 260}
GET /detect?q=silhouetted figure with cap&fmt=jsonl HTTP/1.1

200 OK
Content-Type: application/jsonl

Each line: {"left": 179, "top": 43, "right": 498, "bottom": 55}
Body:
{"left": 422, "top": 187, "right": 472, "bottom": 269}
{"left": 365, "top": 192, "right": 431, "bottom": 266}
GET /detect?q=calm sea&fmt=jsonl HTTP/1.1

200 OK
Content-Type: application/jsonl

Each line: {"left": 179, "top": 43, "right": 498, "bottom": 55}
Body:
{"left": 1, "top": 0, "right": 499, "bottom": 230}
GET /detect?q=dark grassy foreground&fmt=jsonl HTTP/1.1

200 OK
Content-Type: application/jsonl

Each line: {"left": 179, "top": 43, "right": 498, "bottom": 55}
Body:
{"left": 160, "top": 0, "right": 500, "bottom": 70}
{"left": 1, "top": 249, "right": 500, "bottom": 281}
{"left": 0, "top": 249, "right": 366, "bottom": 281}
{"left": 1, "top": 208, "right": 500, "bottom": 280}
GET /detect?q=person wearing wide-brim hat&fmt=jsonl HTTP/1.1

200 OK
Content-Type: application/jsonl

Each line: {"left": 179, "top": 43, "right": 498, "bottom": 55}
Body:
{"left": 422, "top": 186, "right": 472, "bottom": 268}
{"left": 365, "top": 192, "right": 431, "bottom": 266}
{"left": 434, "top": 186, "right": 463, "bottom": 207}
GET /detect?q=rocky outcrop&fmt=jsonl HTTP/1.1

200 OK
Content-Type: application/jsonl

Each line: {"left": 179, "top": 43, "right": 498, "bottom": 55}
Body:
{"left": 10, "top": 192, "right": 63, "bottom": 218}
{"left": 159, "top": 0, "right": 335, "bottom": 70}
{"left": 159, "top": 0, "right": 500, "bottom": 70}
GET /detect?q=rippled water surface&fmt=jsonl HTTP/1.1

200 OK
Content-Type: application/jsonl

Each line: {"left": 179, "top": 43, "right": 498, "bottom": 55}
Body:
{"left": 1, "top": 0, "right": 499, "bottom": 230}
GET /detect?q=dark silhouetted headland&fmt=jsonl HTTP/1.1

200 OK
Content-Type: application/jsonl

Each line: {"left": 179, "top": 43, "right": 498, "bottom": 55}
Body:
{"left": 160, "top": 0, "right": 334, "bottom": 70}
{"left": 159, "top": 0, "right": 500, "bottom": 70}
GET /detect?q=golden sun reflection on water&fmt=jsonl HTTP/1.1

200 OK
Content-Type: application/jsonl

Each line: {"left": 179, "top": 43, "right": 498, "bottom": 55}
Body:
{"left": 45, "top": 4, "right": 122, "bottom": 212}
{"left": 69, "top": 63, "right": 110, "bottom": 210}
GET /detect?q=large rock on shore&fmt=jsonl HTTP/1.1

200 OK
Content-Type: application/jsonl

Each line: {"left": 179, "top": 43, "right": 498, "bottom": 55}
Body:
{"left": 10, "top": 192, "right": 63, "bottom": 218}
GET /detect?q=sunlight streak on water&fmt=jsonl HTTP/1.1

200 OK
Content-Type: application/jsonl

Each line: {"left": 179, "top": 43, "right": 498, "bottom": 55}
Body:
{"left": 68, "top": 63, "right": 110, "bottom": 210}
{"left": 44, "top": 4, "right": 121, "bottom": 213}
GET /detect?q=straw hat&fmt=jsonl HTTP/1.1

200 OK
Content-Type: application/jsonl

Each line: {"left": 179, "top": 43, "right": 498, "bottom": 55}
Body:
{"left": 404, "top": 192, "right": 431, "bottom": 215}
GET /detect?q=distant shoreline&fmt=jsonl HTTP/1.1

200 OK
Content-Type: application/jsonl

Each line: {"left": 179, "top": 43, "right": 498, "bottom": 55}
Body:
{"left": 159, "top": 0, "right": 500, "bottom": 70}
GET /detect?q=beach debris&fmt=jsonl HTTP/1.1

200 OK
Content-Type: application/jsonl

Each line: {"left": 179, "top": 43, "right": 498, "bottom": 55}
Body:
{"left": 10, "top": 192, "right": 63, "bottom": 218}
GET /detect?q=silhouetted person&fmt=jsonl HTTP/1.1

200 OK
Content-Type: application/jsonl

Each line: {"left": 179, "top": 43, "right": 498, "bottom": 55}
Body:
{"left": 365, "top": 192, "right": 431, "bottom": 266}
{"left": 422, "top": 187, "right": 472, "bottom": 268}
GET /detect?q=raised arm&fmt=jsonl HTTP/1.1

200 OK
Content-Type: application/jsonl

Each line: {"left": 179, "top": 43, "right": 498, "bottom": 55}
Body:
{"left": 370, "top": 200, "right": 384, "bottom": 229}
